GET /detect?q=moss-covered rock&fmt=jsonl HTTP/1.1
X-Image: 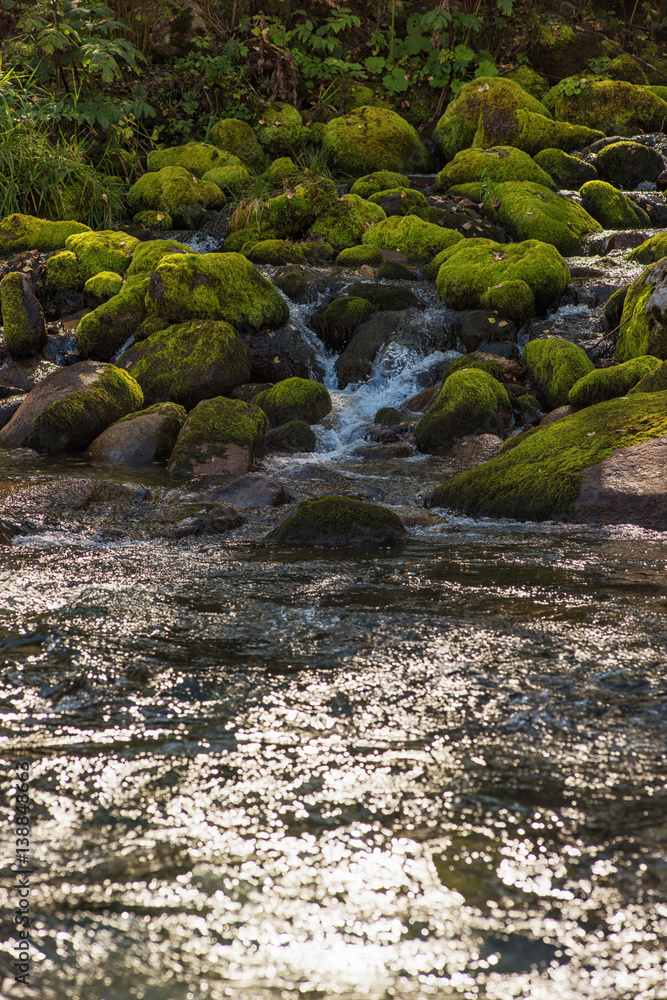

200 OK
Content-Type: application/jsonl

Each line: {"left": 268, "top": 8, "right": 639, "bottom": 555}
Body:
{"left": 594, "top": 140, "right": 664, "bottom": 189}
{"left": 228, "top": 178, "right": 338, "bottom": 246}
{"left": 434, "top": 77, "right": 552, "bottom": 162}
{"left": 415, "top": 368, "right": 511, "bottom": 451}
{"left": 132, "top": 210, "right": 173, "bottom": 230}
{"left": 322, "top": 106, "right": 429, "bottom": 176}
{"left": 0, "top": 360, "right": 143, "bottom": 453}
{"left": 256, "top": 103, "right": 311, "bottom": 159}
{"left": 127, "top": 166, "right": 224, "bottom": 229}
{"left": 147, "top": 142, "right": 240, "bottom": 177}
{"left": 629, "top": 359, "right": 667, "bottom": 393}
{"left": 349, "top": 171, "right": 411, "bottom": 199}
{"left": 579, "top": 180, "right": 651, "bottom": 229}
{"left": 568, "top": 355, "right": 661, "bottom": 407}
{"left": 481, "top": 182, "right": 601, "bottom": 255}
{"left": 434, "top": 239, "right": 570, "bottom": 322}
{"left": 481, "top": 279, "right": 536, "bottom": 325}
{"left": 335, "top": 244, "right": 384, "bottom": 267}
{"left": 87, "top": 401, "right": 186, "bottom": 463}
{"left": 208, "top": 118, "right": 268, "bottom": 172}
{"left": 0, "top": 214, "right": 91, "bottom": 255}
{"left": 445, "top": 353, "right": 504, "bottom": 382}
{"left": 367, "top": 187, "right": 430, "bottom": 218}
{"left": 435, "top": 145, "right": 556, "bottom": 193}
{"left": 608, "top": 53, "right": 649, "bottom": 85}
{"left": 265, "top": 419, "right": 316, "bottom": 453}
{"left": 627, "top": 234, "right": 667, "bottom": 265}
{"left": 301, "top": 241, "right": 335, "bottom": 264}
{"left": 0, "top": 272, "right": 47, "bottom": 359}
{"left": 266, "top": 494, "right": 406, "bottom": 548}
{"left": 117, "top": 319, "right": 251, "bottom": 409}
{"left": 201, "top": 162, "right": 251, "bottom": 191}
{"left": 361, "top": 214, "right": 463, "bottom": 262}
{"left": 378, "top": 260, "right": 416, "bottom": 280}
{"left": 616, "top": 258, "right": 667, "bottom": 362}
{"left": 168, "top": 396, "right": 268, "bottom": 476}
{"left": 253, "top": 377, "right": 332, "bottom": 427}
{"left": 311, "top": 296, "right": 376, "bottom": 352}
{"left": 544, "top": 78, "right": 667, "bottom": 136}
{"left": 524, "top": 337, "right": 594, "bottom": 409}
{"left": 374, "top": 406, "right": 405, "bottom": 426}
{"left": 64, "top": 230, "right": 139, "bottom": 281}
{"left": 473, "top": 104, "right": 604, "bottom": 157}
{"left": 244, "top": 240, "right": 308, "bottom": 265}
{"left": 428, "top": 391, "right": 667, "bottom": 521}
{"left": 344, "top": 281, "right": 419, "bottom": 312}
{"left": 533, "top": 148, "right": 599, "bottom": 189}
{"left": 84, "top": 271, "right": 123, "bottom": 303}
{"left": 145, "top": 252, "right": 289, "bottom": 330}
{"left": 531, "top": 20, "right": 605, "bottom": 79}
{"left": 262, "top": 156, "right": 301, "bottom": 186}
{"left": 309, "top": 193, "right": 386, "bottom": 248}
{"left": 505, "top": 66, "right": 549, "bottom": 100}
{"left": 126, "top": 239, "right": 195, "bottom": 276}
{"left": 75, "top": 274, "right": 150, "bottom": 361}
{"left": 272, "top": 267, "right": 308, "bottom": 302}
{"left": 45, "top": 250, "right": 84, "bottom": 293}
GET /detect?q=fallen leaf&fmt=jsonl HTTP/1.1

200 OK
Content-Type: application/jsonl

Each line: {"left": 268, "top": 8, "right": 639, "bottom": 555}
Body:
{"left": 462, "top": 221, "right": 472, "bottom": 230}
{"left": 492, "top": 197, "right": 501, "bottom": 208}
{"left": 586, "top": 431, "right": 596, "bottom": 436}
{"left": 273, "top": 356, "right": 280, "bottom": 364}
{"left": 499, "top": 320, "right": 508, "bottom": 327}
{"left": 258, "top": 119, "right": 266, "bottom": 125}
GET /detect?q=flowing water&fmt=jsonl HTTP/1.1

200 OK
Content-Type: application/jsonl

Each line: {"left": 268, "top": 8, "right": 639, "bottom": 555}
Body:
{"left": 1, "top": 236, "right": 667, "bottom": 1000}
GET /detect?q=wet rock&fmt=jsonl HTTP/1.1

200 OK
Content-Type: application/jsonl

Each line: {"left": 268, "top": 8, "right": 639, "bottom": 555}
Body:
{"left": 0, "top": 272, "right": 47, "bottom": 358}
{"left": 0, "top": 476, "right": 137, "bottom": 517}
{"left": 168, "top": 396, "right": 267, "bottom": 477}
{"left": 0, "top": 361, "right": 143, "bottom": 454}
{"left": 208, "top": 474, "right": 292, "bottom": 507}
{"left": 594, "top": 140, "right": 664, "bottom": 189}
{"left": 267, "top": 494, "right": 407, "bottom": 548}
{"left": 0, "top": 359, "right": 58, "bottom": 396}
{"left": 149, "top": 501, "right": 246, "bottom": 538}
{"left": 374, "top": 406, "right": 404, "bottom": 426}
{"left": 272, "top": 266, "right": 309, "bottom": 303}
{"left": 265, "top": 420, "right": 316, "bottom": 453}
{"left": 344, "top": 281, "right": 420, "bottom": 312}
{"left": 87, "top": 402, "right": 186, "bottom": 463}
{"left": 455, "top": 311, "right": 517, "bottom": 353}
{"left": 0, "top": 395, "right": 25, "bottom": 429}
{"left": 245, "top": 322, "right": 324, "bottom": 384}
{"left": 603, "top": 231, "right": 649, "bottom": 253}
{"left": 230, "top": 383, "right": 274, "bottom": 403}
{"left": 574, "top": 435, "right": 667, "bottom": 528}
{"left": 616, "top": 256, "right": 667, "bottom": 361}
{"left": 377, "top": 260, "right": 417, "bottom": 280}
{"left": 352, "top": 441, "right": 415, "bottom": 459}
{"left": 311, "top": 297, "right": 376, "bottom": 352}
{"left": 402, "top": 385, "right": 440, "bottom": 412}
{"left": 447, "top": 433, "right": 503, "bottom": 465}
{"left": 335, "top": 312, "right": 394, "bottom": 388}
{"left": 540, "top": 404, "right": 576, "bottom": 426}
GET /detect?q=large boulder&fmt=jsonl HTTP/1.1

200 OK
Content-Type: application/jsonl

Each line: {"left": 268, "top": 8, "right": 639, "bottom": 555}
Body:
{"left": 472, "top": 105, "right": 603, "bottom": 156}
{"left": 0, "top": 214, "right": 91, "bottom": 255}
{"left": 322, "top": 106, "right": 430, "bottom": 175}
{"left": 433, "top": 239, "right": 570, "bottom": 323}
{"left": 257, "top": 103, "right": 311, "bottom": 159}
{"left": 65, "top": 231, "right": 139, "bottom": 280}
{"left": 0, "top": 361, "right": 143, "bottom": 453}
{"left": 87, "top": 402, "right": 186, "bottom": 463}
{"left": 579, "top": 180, "right": 651, "bottom": 229}
{"left": 532, "top": 148, "right": 599, "bottom": 189}
{"left": 434, "top": 77, "right": 551, "bottom": 162}
{"left": 267, "top": 495, "right": 407, "bottom": 548}
{"left": 252, "top": 378, "right": 331, "bottom": 426}
{"left": 480, "top": 182, "right": 601, "bottom": 255}
{"left": 568, "top": 356, "right": 661, "bottom": 407}
{"left": 76, "top": 275, "right": 151, "bottom": 361}
{"left": 434, "top": 146, "right": 556, "bottom": 193}
{"left": 428, "top": 391, "right": 667, "bottom": 526}
{"left": 207, "top": 118, "right": 268, "bottom": 172}
{"left": 594, "top": 140, "right": 664, "bottom": 189}
{"left": 543, "top": 78, "right": 667, "bottom": 135}
{"left": 118, "top": 319, "right": 251, "bottom": 408}
{"left": 127, "top": 166, "right": 224, "bottom": 229}
{"left": 145, "top": 252, "right": 289, "bottom": 330}
{"left": 414, "top": 368, "right": 511, "bottom": 452}
{"left": 616, "top": 258, "right": 667, "bottom": 361}
{"left": 168, "top": 396, "right": 267, "bottom": 476}
{"left": 309, "top": 194, "right": 386, "bottom": 248}
{"left": 126, "top": 239, "right": 195, "bottom": 276}
{"left": 361, "top": 215, "right": 463, "bottom": 262}
{"left": 0, "top": 272, "right": 47, "bottom": 359}
{"left": 523, "top": 338, "right": 594, "bottom": 410}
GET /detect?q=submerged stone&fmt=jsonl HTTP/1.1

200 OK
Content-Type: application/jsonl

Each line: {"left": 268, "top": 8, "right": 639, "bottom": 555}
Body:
{"left": 267, "top": 495, "right": 407, "bottom": 548}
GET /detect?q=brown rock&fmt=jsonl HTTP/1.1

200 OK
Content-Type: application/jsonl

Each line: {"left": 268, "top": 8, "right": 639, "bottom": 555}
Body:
{"left": 540, "top": 404, "right": 575, "bottom": 427}
{"left": 0, "top": 359, "right": 58, "bottom": 397}
{"left": 87, "top": 402, "right": 186, "bottom": 464}
{"left": 352, "top": 442, "right": 415, "bottom": 459}
{"left": 605, "top": 231, "right": 649, "bottom": 253}
{"left": 208, "top": 474, "right": 292, "bottom": 508}
{"left": 447, "top": 433, "right": 503, "bottom": 465}
{"left": 574, "top": 435, "right": 667, "bottom": 528}
{"left": 402, "top": 385, "right": 440, "bottom": 412}
{"left": 0, "top": 476, "right": 136, "bottom": 515}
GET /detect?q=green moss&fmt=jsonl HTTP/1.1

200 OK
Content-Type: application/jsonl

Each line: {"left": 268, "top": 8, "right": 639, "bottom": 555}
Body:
{"left": 114, "top": 401, "right": 187, "bottom": 460}
{"left": 266, "top": 494, "right": 406, "bottom": 548}
{"left": 273, "top": 267, "right": 308, "bottom": 302}
{"left": 118, "top": 319, "right": 251, "bottom": 409}
{"left": 244, "top": 240, "right": 308, "bottom": 265}
{"left": 362, "top": 214, "right": 463, "bottom": 262}
{"left": 524, "top": 337, "right": 594, "bottom": 409}
{"left": 84, "top": 271, "right": 123, "bottom": 300}
{"left": 367, "top": 187, "right": 430, "bottom": 218}
{"left": 229, "top": 178, "right": 337, "bottom": 245}
{"left": 168, "top": 396, "right": 268, "bottom": 475}
{"left": 415, "top": 368, "right": 511, "bottom": 451}
{"left": 311, "top": 296, "right": 376, "bottom": 351}
{"left": 604, "top": 286, "right": 628, "bottom": 331}
{"left": 253, "top": 377, "right": 332, "bottom": 426}
{"left": 481, "top": 182, "right": 601, "bottom": 255}
{"left": 445, "top": 354, "right": 503, "bottom": 381}
{"left": 378, "top": 260, "right": 415, "bottom": 280}
{"left": 147, "top": 143, "right": 241, "bottom": 178}
{"left": 645, "top": 84, "right": 667, "bottom": 100}
{"left": 335, "top": 244, "right": 383, "bottom": 267}
{"left": 65, "top": 230, "right": 140, "bottom": 281}
{"left": 445, "top": 182, "right": 486, "bottom": 201}
{"left": 616, "top": 260, "right": 667, "bottom": 362}
{"left": 322, "top": 106, "right": 429, "bottom": 176}
{"left": 374, "top": 406, "right": 404, "bottom": 425}
{"left": 126, "top": 239, "right": 195, "bottom": 276}
{"left": 516, "top": 393, "right": 543, "bottom": 414}
{"left": 0, "top": 214, "right": 91, "bottom": 255}
{"left": 473, "top": 104, "right": 604, "bottom": 156}
{"left": 134, "top": 316, "right": 169, "bottom": 341}
{"left": 26, "top": 364, "right": 144, "bottom": 454}
{"left": 265, "top": 419, "right": 316, "bottom": 453}
{"left": 127, "top": 166, "right": 224, "bottom": 229}
{"left": 533, "top": 148, "right": 599, "bottom": 189}
{"left": 480, "top": 279, "right": 535, "bottom": 325}
{"left": 627, "top": 234, "right": 667, "bottom": 265}
{"left": 594, "top": 140, "right": 663, "bottom": 189}
{"left": 263, "top": 157, "right": 301, "bottom": 186}
{"left": 350, "top": 171, "right": 411, "bottom": 199}
{"left": 429, "top": 391, "right": 667, "bottom": 520}
{"left": 208, "top": 118, "right": 268, "bottom": 172}
{"left": 544, "top": 78, "right": 667, "bottom": 136}
{"left": 45, "top": 250, "right": 83, "bottom": 293}
{"left": 434, "top": 239, "right": 570, "bottom": 319}
{"left": 309, "top": 194, "right": 386, "bottom": 248}
{"left": 435, "top": 146, "right": 556, "bottom": 193}
{"left": 629, "top": 359, "right": 667, "bottom": 393}
{"left": 569, "top": 355, "right": 661, "bottom": 407}
{"left": 434, "top": 77, "right": 552, "bottom": 162}
{"left": 579, "top": 180, "right": 651, "bottom": 229}
{"left": 132, "top": 210, "right": 173, "bottom": 230}
{"left": 0, "top": 272, "right": 45, "bottom": 358}
{"left": 504, "top": 66, "right": 549, "bottom": 100}
{"left": 607, "top": 53, "right": 648, "bottom": 85}
{"left": 301, "top": 241, "right": 335, "bottom": 265}
{"left": 344, "top": 281, "right": 419, "bottom": 312}
{"left": 201, "top": 163, "right": 251, "bottom": 192}
{"left": 146, "top": 252, "right": 289, "bottom": 330}
{"left": 256, "top": 103, "right": 311, "bottom": 159}
{"left": 76, "top": 274, "right": 151, "bottom": 361}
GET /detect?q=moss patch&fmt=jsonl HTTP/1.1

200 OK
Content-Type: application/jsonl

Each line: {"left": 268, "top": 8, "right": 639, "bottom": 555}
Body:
{"left": 265, "top": 419, "right": 316, "bottom": 453}
{"left": 256, "top": 103, "right": 311, "bottom": 159}
{"left": 147, "top": 142, "right": 240, "bottom": 177}
{"left": 524, "top": 337, "right": 594, "bottom": 409}
{"left": 253, "top": 377, "right": 332, "bottom": 426}
{"left": 84, "top": 271, "right": 123, "bottom": 301}
{"left": 76, "top": 274, "right": 151, "bottom": 361}
{"left": 322, "top": 106, "right": 429, "bottom": 176}
{"left": 350, "top": 171, "right": 411, "bottom": 199}
{"left": 335, "top": 245, "right": 384, "bottom": 267}
{"left": 0, "top": 214, "right": 91, "bottom": 255}
{"left": 127, "top": 166, "right": 224, "bottom": 229}
{"left": 0, "top": 272, "right": 46, "bottom": 358}
{"left": 579, "top": 180, "right": 651, "bottom": 229}
{"left": 429, "top": 391, "right": 667, "bottom": 521}
{"left": 64, "top": 231, "right": 139, "bottom": 281}
{"left": 311, "top": 296, "right": 376, "bottom": 352}
{"left": 368, "top": 187, "right": 430, "bottom": 218}
{"left": 266, "top": 494, "right": 406, "bottom": 548}
{"left": 629, "top": 359, "right": 667, "bottom": 393}
{"left": 472, "top": 105, "right": 603, "bottom": 156}
{"left": 45, "top": 250, "right": 83, "bottom": 293}
{"left": 207, "top": 118, "right": 268, "bottom": 172}
{"left": 435, "top": 145, "right": 556, "bottom": 192}
{"left": 481, "top": 181, "right": 601, "bottom": 255}
{"left": 628, "top": 234, "right": 667, "bottom": 265}
{"left": 616, "top": 259, "right": 667, "bottom": 362}
{"left": 244, "top": 240, "right": 308, "bottom": 265}
{"left": 569, "top": 355, "right": 661, "bottom": 407}
{"left": 533, "top": 148, "right": 599, "bottom": 189}
{"left": 415, "top": 368, "right": 511, "bottom": 451}
{"left": 544, "top": 78, "right": 667, "bottom": 136}
{"left": 362, "top": 214, "right": 463, "bottom": 262}
{"left": 126, "top": 239, "right": 195, "bottom": 276}
{"left": 309, "top": 194, "right": 386, "bottom": 249}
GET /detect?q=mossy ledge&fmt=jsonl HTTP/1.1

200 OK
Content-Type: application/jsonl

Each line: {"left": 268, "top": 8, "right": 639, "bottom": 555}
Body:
{"left": 267, "top": 495, "right": 407, "bottom": 549}
{"left": 428, "top": 391, "right": 667, "bottom": 521}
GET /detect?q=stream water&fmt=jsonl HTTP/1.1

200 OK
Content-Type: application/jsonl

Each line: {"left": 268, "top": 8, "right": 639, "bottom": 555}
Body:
{"left": 1, "top": 221, "right": 666, "bottom": 1000}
